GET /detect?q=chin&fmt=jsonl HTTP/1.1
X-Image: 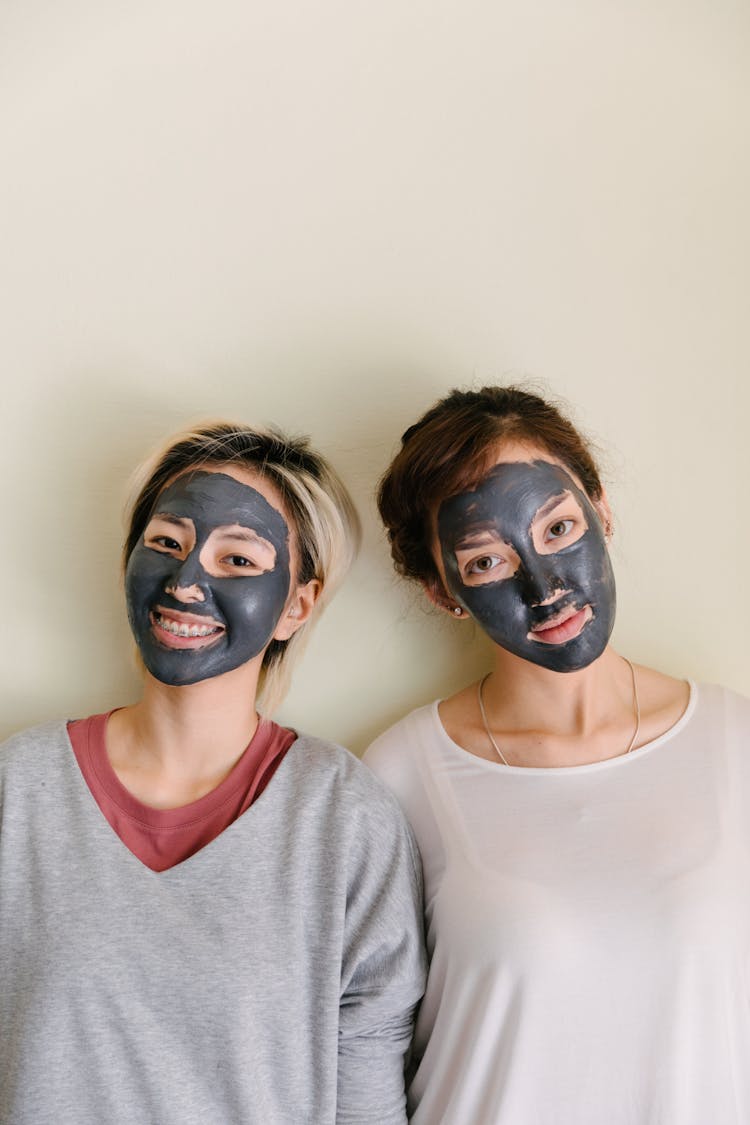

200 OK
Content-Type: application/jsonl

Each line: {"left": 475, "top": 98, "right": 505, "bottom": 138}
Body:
{"left": 508, "top": 632, "right": 609, "bottom": 674}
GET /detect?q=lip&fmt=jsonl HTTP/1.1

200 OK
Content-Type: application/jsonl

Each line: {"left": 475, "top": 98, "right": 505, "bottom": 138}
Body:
{"left": 149, "top": 607, "right": 226, "bottom": 650}
{"left": 528, "top": 604, "right": 592, "bottom": 646}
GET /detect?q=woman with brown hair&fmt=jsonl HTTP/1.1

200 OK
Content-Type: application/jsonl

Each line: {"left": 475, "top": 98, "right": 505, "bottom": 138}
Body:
{"left": 365, "top": 385, "right": 750, "bottom": 1124}
{"left": 0, "top": 421, "right": 425, "bottom": 1125}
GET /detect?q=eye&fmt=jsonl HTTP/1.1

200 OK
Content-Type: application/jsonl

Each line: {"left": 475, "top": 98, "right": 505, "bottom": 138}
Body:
{"left": 226, "top": 554, "right": 252, "bottom": 568}
{"left": 218, "top": 553, "right": 266, "bottom": 574}
{"left": 148, "top": 534, "right": 183, "bottom": 553}
{"left": 453, "top": 535, "right": 519, "bottom": 585}
{"left": 143, "top": 514, "right": 195, "bottom": 556}
{"left": 545, "top": 519, "right": 574, "bottom": 541}
{"left": 466, "top": 554, "right": 503, "bottom": 576}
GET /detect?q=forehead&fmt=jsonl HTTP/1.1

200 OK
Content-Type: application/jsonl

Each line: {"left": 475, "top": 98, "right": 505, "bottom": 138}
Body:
{"left": 439, "top": 459, "right": 584, "bottom": 537}
{"left": 153, "top": 469, "right": 289, "bottom": 543}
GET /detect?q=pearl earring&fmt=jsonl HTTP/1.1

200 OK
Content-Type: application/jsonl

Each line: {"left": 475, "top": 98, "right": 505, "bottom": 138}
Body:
{"left": 453, "top": 606, "right": 463, "bottom": 617}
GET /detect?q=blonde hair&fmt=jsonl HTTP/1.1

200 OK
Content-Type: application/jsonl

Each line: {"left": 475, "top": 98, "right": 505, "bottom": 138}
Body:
{"left": 123, "top": 421, "right": 361, "bottom": 713}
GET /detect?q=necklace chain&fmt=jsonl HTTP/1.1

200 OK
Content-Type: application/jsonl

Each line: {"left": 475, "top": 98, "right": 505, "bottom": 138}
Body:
{"left": 477, "top": 659, "right": 641, "bottom": 768}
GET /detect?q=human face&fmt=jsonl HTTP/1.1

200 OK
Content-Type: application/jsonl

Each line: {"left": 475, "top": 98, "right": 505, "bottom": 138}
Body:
{"left": 125, "top": 468, "right": 292, "bottom": 686}
{"left": 437, "top": 450, "right": 616, "bottom": 672}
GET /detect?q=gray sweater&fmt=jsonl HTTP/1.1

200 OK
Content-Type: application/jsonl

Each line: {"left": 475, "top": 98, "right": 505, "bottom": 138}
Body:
{"left": 0, "top": 722, "right": 426, "bottom": 1125}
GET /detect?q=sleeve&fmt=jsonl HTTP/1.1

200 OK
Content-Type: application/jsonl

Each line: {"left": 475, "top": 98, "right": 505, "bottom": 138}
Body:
{"left": 336, "top": 795, "right": 427, "bottom": 1124}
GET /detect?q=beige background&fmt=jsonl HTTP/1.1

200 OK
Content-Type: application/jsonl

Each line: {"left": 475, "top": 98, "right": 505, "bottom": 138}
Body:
{"left": 1, "top": 0, "right": 748, "bottom": 751}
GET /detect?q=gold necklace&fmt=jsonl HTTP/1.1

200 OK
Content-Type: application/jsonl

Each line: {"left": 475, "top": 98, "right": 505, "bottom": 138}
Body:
{"left": 477, "top": 659, "right": 641, "bottom": 767}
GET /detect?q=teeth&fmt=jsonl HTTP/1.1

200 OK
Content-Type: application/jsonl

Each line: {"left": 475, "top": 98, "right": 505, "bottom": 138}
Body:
{"left": 155, "top": 613, "right": 219, "bottom": 638}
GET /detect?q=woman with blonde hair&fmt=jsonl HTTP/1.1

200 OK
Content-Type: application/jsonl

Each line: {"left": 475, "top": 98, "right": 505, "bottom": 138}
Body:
{"left": 1, "top": 421, "right": 425, "bottom": 1125}
{"left": 366, "top": 384, "right": 750, "bottom": 1125}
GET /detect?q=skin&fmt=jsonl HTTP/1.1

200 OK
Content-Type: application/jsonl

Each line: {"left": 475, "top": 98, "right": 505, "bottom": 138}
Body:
{"left": 125, "top": 470, "right": 293, "bottom": 687}
{"left": 438, "top": 459, "right": 616, "bottom": 673}
{"left": 427, "top": 441, "right": 690, "bottom": 768}
{"left": 108, "top": 464, "right": 320, "bottom": 808}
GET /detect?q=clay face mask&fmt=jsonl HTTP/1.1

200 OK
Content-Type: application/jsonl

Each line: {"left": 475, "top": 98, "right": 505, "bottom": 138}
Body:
{"left": 125, "top": 471, "right": 291, "bottom": 686}
{"left": 438, "top": 460, "right": 616, "bottom": 672}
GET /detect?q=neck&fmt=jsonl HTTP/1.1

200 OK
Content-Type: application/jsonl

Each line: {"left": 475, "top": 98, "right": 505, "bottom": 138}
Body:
{"left": 107, "top": 660, "right": 265, "bottom": 803}
{"left": 481, "top": 645, "right": 637, "bottom": 766}
{"left": 490, "top": 646, "right": 621, "bottom": 728}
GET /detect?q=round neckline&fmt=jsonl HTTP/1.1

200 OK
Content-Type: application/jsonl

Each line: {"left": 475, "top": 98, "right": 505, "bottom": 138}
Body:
{"left": 431, "top": 679, "right": 697, "bottom": 776}
{"left": 82, "top": 710, "right": 274, "bottom": 825}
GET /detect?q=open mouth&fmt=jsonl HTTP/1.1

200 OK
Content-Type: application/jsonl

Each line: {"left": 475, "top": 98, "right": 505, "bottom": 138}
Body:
{"left": 150, "top": 608, "right": 225, "bottom": 649}
{"left": 528, "top": 604, "right": 592, "bottom": 646}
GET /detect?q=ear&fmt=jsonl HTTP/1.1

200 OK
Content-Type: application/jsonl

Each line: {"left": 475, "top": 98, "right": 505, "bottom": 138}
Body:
{"left": 593, "top": 487, "right": 614, "bottom": 543}
{"left": 273, "top": 578, "right": 322, "bottom": 641}
{"left": 422, "top": 576, "right": 468, "bottom": 620}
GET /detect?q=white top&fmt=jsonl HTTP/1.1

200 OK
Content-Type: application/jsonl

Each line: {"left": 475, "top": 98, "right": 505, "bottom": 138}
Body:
{"left": 364, "top": 682, "right": 750, "bottom": 1125}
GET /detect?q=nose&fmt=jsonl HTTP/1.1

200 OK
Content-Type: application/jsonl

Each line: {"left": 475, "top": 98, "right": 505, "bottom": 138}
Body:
{"left": 517, "top": 553, "right": 567, "bottom": 607}
{"left": 164, "top": 552, "right": 207, "bottom": 604}
{"left": 166, "top": 582, "right": 205, "bottom": 604}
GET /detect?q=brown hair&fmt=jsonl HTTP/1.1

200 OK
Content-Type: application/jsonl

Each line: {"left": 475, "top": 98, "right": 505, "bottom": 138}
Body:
{"left": 123, "top": 421, "right": 361, "bottom": 712}
{"left": 377, "top": 385, "right": 603, "bottom": 593}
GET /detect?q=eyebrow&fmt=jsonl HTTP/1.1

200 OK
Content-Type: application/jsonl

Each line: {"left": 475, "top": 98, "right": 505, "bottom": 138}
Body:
{"left": 533, "top": 491, "right": 570, "bottom": 521}
{"left": 214, "top": 527, "right": 277, "bottom": 565}
{"left": 150, "top": 514, "right": 193, "bottom": 530}
{"left": 453, "top": 529, "right": 506, "bottom": 551}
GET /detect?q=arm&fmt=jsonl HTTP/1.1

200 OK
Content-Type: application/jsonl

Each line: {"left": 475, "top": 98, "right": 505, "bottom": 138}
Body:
{"left": 337, "top": 800, "right": 426, "bottom": 1124}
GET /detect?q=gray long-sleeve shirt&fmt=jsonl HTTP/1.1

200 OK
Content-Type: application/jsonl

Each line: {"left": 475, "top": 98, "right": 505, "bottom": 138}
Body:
{"left": 0, "top": 722, "right": 426, "bottom": 1124}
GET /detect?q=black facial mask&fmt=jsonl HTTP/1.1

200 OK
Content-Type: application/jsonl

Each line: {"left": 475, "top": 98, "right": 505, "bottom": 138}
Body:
{"left": 125, "top": 471, "right": 291, "bottom": 686}
{"left": 438, "top": 460, "right": 616, "bottom": 673}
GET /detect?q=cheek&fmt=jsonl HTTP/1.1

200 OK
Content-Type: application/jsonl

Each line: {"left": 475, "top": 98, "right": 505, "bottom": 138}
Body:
{"left": 214, "top": 572, "right": 290, "bottom": 628}
{"left": 457, "top": 579, "right": 528, "bottom": 636}
{"left": 472, "top": 580, "right": 525, "bottom": 618}
{"left": 564, "top": 536, "right": 610, "bottom": 586}
{"left": 125, "top": 550, "right": 169, "bottom": 609}
{"left": 222, "top": 585, "right": 269, "bottom": 620}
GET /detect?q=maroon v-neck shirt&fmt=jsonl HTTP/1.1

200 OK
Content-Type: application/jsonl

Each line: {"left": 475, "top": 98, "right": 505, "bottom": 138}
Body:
{"left": 67, "top": 712, "right": 296, "bottom": 871}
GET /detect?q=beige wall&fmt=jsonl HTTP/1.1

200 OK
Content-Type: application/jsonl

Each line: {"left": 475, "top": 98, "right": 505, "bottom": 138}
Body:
{"left": 2, "top": 0, "right": 748, "bottom": 750}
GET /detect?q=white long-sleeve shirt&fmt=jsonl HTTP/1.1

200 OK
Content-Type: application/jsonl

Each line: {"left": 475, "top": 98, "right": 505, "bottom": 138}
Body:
{"left": 365, "top": 682, "right": 750, "bottom": 1125}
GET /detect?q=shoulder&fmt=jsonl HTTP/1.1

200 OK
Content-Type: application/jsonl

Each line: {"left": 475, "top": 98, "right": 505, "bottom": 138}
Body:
{"left": 287, "top": 731, "right": 424, "bottom": 885}
{"left": 694, "top": 681, "right": 750, "bottom": 728}
{"left": 362, "top": 703, "right": 438, "bottom": 790}
{"left": 623, "top": 666, "right": 750, "bottom": 750}
{"left": 0, "top": 720, "right": 71, "bottom": 774}
{"left": 285, "top": 730, "right": 416, "bottom": 827}
{"left": 664, "top": 681, "right": 750, "bottom": 761}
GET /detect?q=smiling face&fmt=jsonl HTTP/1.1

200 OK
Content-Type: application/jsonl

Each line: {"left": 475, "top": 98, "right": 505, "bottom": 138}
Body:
{"left": 124, "top": 469, "right": 292, "bottom": 686}
{"left": 437, "top": 450, "right": 616, "bottom": 672}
